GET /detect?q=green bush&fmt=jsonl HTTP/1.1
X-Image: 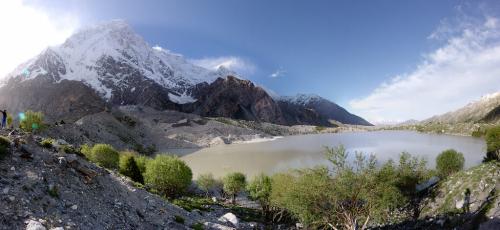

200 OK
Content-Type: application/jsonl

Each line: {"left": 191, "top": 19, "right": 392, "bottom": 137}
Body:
{"left": 191, "top": 222, "right": 204, "bottom": 230}
{"left": 436, "top": 149, "right": 465, "bottom": 178}
{"left": 144, "top": 155, "right": 192, "bottom": 198}
{"left": 247, "top": 173, "right": 273, "bottom": 218}
{"left": 40, "top": 138, "right": 54, "bottom": 148}
{"left": 19, "top": 110, "right": 44, "bottom": 132}
{"left": 0, "top": 136, "right": 11, "bottom": 160}
{"left": 174, "top": 215, "right": 185, "bottom": 224}
{"left": 119, "top": 153, "right": 144, "bottom": 184}
{"left": 85, "top": 144, "right": 119, "bottom": 169}
{"left": 6, "top": 113, "right": 13, "bottom": 128}
{"left": 223, "top": 172, "right": 246, "bottom": 204}
{"left": 197, "top": 173, "right": 216, "bottom": 197}
{"left": 485, "top": 126, "right": 500, "bottom": 161}
{"left": 134, "top": 154, "right": 149, "bottom": 174}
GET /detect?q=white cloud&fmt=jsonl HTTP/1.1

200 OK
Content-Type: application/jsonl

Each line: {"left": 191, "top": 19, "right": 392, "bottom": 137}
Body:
{"left": 189, "top": 56, "right": 256, "bottom": 76}
{"left": 0, "top": 0, "right": 78, "bottom": 78}
{"left": 270, "top": 68, "right": 286, "bottom": 78}
{"left": 349, "top": 15, "right": 500, "bottom": 124}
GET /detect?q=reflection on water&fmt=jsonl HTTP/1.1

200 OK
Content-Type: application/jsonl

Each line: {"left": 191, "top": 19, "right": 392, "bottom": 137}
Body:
{"left": 180, "top": 131, "right": 486, "bottom": 178}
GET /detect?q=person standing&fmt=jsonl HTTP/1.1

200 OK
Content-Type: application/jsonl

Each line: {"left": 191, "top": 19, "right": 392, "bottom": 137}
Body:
{"left": 1, "top": 110, "right": 6, "bottom": 129}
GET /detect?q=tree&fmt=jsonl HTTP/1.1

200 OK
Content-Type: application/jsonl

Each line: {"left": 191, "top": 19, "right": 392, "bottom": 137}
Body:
{"left": 269, "top": 146, "right": 420, "bottom": 229}
{"left": 223, "top": 172, "right": 246, "bottom": 204}
{"left": 247, "top": 173, "right": 273, "bottom": 219}
{"left": 197, "top": 173, "right": 217, "bottom": 197}
{"left": 436, "top": 149, "right": 465, "bottom": 178}
{"left": 119, "top": 153, "right": 144, "bottom": 184}
{"left": 485, "top": 126, "right": 500, "bottom": 161}
{"left": 144, "top": 155, "right": 192, "bottom": 198}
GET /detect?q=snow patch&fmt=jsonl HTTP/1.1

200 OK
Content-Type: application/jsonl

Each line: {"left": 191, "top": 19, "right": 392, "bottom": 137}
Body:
{"left": 168, "top": 92, "right": 197, "bottom": 104}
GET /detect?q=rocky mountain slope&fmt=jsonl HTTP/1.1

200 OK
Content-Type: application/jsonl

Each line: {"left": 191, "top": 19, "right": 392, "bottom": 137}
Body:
{"left": 277, "top": 94, "right": 373, "bottom": 126}
{"left": 0, "top": 20, "right": 370, "bottom": 127}
{"left": 424, "top": 92, "right": 500, "bottom": 124}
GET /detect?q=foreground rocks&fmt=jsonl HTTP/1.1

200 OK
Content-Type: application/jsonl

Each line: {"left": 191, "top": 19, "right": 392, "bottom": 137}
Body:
{"left": 0, "top": 131, "right": 256, "bottom": 229}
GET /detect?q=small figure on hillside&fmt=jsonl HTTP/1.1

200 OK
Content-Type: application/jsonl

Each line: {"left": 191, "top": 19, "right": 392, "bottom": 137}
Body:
{"left": 463, "top": 188, "right": 471, "bottom": 213}
{"left": 1, "top": 110, "right": 6, "bottom": 129}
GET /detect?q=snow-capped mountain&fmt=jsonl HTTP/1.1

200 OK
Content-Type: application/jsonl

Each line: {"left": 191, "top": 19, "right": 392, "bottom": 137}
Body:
{"left": 4, "top": 20, "right": 234, "bottom": 100}
{"left": 0, "top": 20, "right": 371, "bottom": 126}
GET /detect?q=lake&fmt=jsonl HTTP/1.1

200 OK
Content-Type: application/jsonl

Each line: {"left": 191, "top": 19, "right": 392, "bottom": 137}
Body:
{"left": 180, "top": 131, "right": 486, "bottom": 178}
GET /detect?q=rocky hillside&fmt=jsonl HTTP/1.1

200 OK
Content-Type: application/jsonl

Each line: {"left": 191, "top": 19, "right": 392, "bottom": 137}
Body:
{"left": 424, "top": 92, "right": 500, "bottom": 124}
{"left": 0, "top": 20, "right": 370, "bottom": 127}
{"left": 0, "top": 131, "right": 258, "bottom": 229}
{"left": 278, "top": 94, "right": 373, "bottom": 126}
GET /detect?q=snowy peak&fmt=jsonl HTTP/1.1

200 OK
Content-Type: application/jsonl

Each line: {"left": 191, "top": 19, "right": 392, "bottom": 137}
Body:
{"left": 5, "top": 20, "right": 236, "bottom": 100}
{"left": 279, "top": 93, "right": 324, "bottom": 105}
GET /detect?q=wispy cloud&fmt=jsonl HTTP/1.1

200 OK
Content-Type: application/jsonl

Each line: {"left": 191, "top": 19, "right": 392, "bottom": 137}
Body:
{"left": 350, "top": 13, "right": 500, "bottom": 124}
{"left": 189, "top": 56, "right": 256, "bottom": 76}
{"left": 269, "top": 67, "right": 286, "bottom": 78}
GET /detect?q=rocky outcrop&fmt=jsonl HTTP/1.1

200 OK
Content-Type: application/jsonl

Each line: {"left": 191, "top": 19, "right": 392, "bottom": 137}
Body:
{"left": 186, "top": 76, "right": 286, "bottom": 124}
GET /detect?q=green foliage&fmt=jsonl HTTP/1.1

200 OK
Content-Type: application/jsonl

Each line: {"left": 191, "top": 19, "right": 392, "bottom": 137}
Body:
{"left": 61, "top": 144, "right": 76, "bottom": 154}
{"left": 47, "top": 185, "right": 59, "bottom": 198}
{"left": 144, "top": 155, "right": 192, "bottom": 198}
{"left": 40, "top": 138, "right": 54, "bottom": 148}
{"left": 84, "top": 144, "right": 119, "bottom": 169}
{"left": 119, "top": 153, "right": 144, "bottom": 184}
{"left": 485, "top": 126, "right": 500, "bottom": 161}
{"left": 196, "top": 173, "right": 216, "bottom": 197}
{"left": 19, "top": 110, "right": 44, "bottom": 132}
{"left": 247, "top": 173, "right": 273, "bottom": 217}
{"left": 269, "top": 146, "right": 428, "bottom": 228}
{"left": 0, "top": 136, "right": 11, "bottom": 160}
{"left": 436, "top": 149, "right": 465, "bottom": 178}
{"left": 223, "top": 172, "right": 246, "bottom": 204}
{"left": 6, "top": 113, "right": 13, "bottom": 128}
{"left": 172, "top": 197, "right": 213, "bottom": 212}
{"left": 133, "top": 154, "right": 149, "bottom": 174}
{"left": 191, "top": 222, "right": 204, "bottom": 230}
{"left": 173, "top": 215, "right": 185, "bottom": 224}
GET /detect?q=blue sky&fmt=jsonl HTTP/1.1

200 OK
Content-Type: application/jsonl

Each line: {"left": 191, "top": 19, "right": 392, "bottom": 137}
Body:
{"left": 6, "top": 0, "right": 500, "bottom": 123}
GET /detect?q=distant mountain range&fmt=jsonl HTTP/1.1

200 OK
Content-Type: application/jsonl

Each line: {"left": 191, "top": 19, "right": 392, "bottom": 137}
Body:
{"left": 423, "top": 92, "right": 500, "bottom": 124}
{"left": 0, "top": 20, "right": 371, "bottom": 126}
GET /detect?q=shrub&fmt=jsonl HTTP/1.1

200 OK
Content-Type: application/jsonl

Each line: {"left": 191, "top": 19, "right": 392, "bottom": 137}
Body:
{"left": 40, "top": 138, "right": 54, "bottom": 148}
{"left": 61, "top": 144, "right": 76, "bottom": 154}
{"left": 197, "top": 173, "right": 217, "bottom": 197}
{"left": 80, "top": 144, "right": 92, "bottom": 159}
{"left": 86, "top": 144, "right": 119, "bottom": 169}
{"left": 119, "top": 153, "right": 144, "bottom": 184}
{"left": 144, "top": 155, "right": 192, "bottom": 198}
{"left": 6, "top": 113, "right": 13, "bottom": 128}
{"left": 223, "top": 172, "right": 246, "bottom": 204}
{"left": 134, "top": 154, "right": 149, "bottom": 174}
{"left": 0, "top": 136, "right": 11, "bottom": 160}
{"left": 436, "top": 149, "right": 465, "bottom": 178}
{"left": 191, "top": 222, "right": 204, "bottom": 230}
{"left": 19, "top": 110, "right": 44, "bottom": 132}
{"left": 247, "top": 173, "right": 273, "bottom": 218}
{"left": 174, "top": 215, "right": 185, "bottom": 224}
{"left": 485, "top": 126, "right": 500, "bottom": 161}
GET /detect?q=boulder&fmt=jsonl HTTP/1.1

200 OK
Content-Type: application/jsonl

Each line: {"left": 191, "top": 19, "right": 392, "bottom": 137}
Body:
{"left": 26, "top": 220, "right": 46, "bottom": 230}
{"left": 218, "top": 212, "right": 239, "bottom": 227}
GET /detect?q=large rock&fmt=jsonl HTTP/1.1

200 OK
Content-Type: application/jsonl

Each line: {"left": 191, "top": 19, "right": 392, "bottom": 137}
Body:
{"left": 218, "top": 212, "right": 239, "bottom": 227}
{"left": 25, "top": 220, "right": 46, "bottom": 230}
